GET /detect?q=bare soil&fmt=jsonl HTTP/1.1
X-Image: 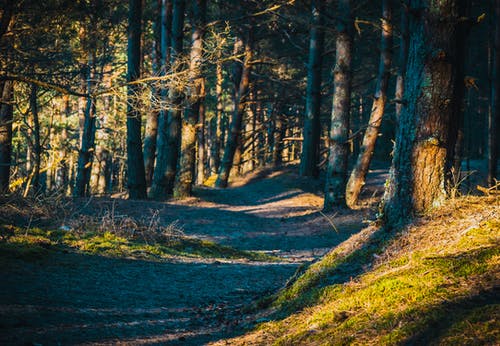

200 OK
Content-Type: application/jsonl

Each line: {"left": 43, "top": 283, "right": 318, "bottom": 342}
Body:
{"left": 0, "top": 166, "right": 385, "bottom": 345}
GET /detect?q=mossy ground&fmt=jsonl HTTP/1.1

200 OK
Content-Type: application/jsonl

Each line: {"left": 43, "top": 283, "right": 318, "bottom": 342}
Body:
{"left": 213, "top": 196, "right": 500, "bottom": 345}
{"left": 0, "top": 225, "right": 276, "bottom": 262}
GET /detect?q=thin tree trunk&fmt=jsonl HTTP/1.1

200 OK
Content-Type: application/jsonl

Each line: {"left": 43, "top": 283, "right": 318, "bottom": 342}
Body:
{"left": 382, "top": 0, "right": 465, "bottom": 228}
{"left": 143, "top": 0, "right": 164, "bottom": 187}
{"left": 300, "top": 0, "right": 325, "bottom": 177}
{"left": 216, "top": 29, "right": 253, "bottom": 188}
{"left": 346, "top": 0, "right": 392, "bottom": 207}
{"left": 0, "top": 80, "right": 13, "bottom": 192}
{"left": 394, "top": 2, "right": 409, "bottom": 118}
{"left": 489, "top": 0, "right": 500, "bottom": 186}
{"left": 324, "top": 0, "right": 353, "bottom": 210}
{"left": 174, "top": 0, "right": 206, "bottom": 197}
{"left": 30, "top": 84, "right": 42, "bottom": 194}
{"left": 196, "top": 81, "right": 206, "bottom": 185}
{"left": 126, "top": 0, "right": 147, "bottom": 199}
{"left": 74, "top": 59, "right": 97, "bottom": 197}
{"left": 211, "top": 55, "right": 224, "bottom": 175}
{"left": 150, "top": 0, "right": 185, "bottom": 199}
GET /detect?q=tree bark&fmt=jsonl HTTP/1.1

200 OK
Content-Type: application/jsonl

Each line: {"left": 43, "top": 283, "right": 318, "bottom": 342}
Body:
{"left": 394, "top": 2, "right": 409, "bottom": 118}
{"left": 150, "top": 0, "right": 185, "bottom": 199}
{"left": 324, "top": 0, "right": 353, "bottom": 210}
{"left": 74, "top": 57, "right": 97, "bottom": 197}
{"left": 382, "top": 0, "right": 466, "bottom": 228}
{"left": 174, "top": 0, "right": 206, "bottom": 198}
{"left": 489, "top": 0, "right": 500, "bottom": 186}
{"left": 300, "top": 0, "right": 325, "bottom": 178}
{"left": 210, "top": 55, "right": 224, "bottom": 175}
{"left": 30, "top": 84, "right": 42, "bottom": 194}
{"left": 346, "top": 0, "right": 392, "bottom": 207}
{"left": 0, "top": 80, "right": 13, "bottom": 192}
{"left": 216, "top": 29, "right": 253, "bottom": 188}
{"left": 126, "top": 0, "right": 147, "bottom": 199}
{"left": 143, "top": 0, "right": 164, "bottom": 187}
{"left": 196, "top": 82, "right": 206, "bottom": 185}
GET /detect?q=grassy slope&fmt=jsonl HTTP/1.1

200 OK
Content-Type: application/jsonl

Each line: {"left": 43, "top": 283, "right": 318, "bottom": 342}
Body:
{"left": 214, "top": 196, "right": 500, "bottom": 345}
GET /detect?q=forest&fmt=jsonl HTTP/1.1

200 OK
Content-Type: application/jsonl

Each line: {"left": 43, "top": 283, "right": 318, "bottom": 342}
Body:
{"left": 0, "top": 0, "right": 499, "bottom": 345}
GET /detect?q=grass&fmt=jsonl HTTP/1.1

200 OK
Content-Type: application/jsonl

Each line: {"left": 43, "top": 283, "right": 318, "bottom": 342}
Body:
{"left": 212, "top": 196, "right": 500, "bottom": 345}
{"left": 0, "top": 225, "right": 276, "bottom": 262}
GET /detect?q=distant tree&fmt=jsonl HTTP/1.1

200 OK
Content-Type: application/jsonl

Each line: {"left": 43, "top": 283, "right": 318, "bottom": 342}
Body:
{"left": 382, "top": 0, "right": 467, "bottom": 227}
{"left": 324, "top": 0, "right": 353, "bottom": 210}
{"left": 150, "top": 0, "right": 186, "bottom": 199}
{"left": 174, "top": 0, "right": 207, "bottom": 197}
{"left": 346, "top": 0, "right": 393, "bottom": 206}
{"left": 300, "top": 0, "right": 325, "bottom": 178}
{"left": 126, "top": 0, "right": 147, "bottom": 199}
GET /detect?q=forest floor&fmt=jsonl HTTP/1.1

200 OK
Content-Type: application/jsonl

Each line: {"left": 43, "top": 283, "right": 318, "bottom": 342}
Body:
{"left": 0, "top": 164, "right": 385, "bottom": 345}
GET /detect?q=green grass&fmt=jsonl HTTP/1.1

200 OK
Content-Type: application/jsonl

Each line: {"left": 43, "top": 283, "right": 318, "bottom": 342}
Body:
{"left": 218, "top": 197, "right": 500, "bottom": 345}
{"left": 0, "top": 225, "right": 276, "bottom": 262}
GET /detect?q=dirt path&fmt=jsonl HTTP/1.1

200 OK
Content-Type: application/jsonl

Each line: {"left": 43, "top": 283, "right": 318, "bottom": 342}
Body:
{"left": 0, "top": 167, "right": 384, "bottom": 345}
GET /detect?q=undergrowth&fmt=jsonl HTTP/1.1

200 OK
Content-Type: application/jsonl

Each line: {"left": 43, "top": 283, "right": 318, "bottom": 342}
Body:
{"left": 213, "top": 196, "right": 500, "bottom": 345}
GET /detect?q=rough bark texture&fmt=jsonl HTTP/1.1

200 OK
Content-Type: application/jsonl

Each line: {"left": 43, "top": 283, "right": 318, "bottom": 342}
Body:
{"left": 300, "top": 0, "right": 325, "bottom": 178}
{"left": 324, "top": 0, "right": 353, "bottom": 210}
{"left": 382, "top": 0, "right": 464, "bottom": 228}
{"left": 346, "top": 0, "right": 392, "bottom": 207}
{"left": 150, "top": 0, "right": 185, "bottom": 199}
{"left": 126, "top": 0, "right": 147, "bottom": 199}
{"left": 489, "top": 0, "right": 500, "bottom": 186}
{"left": 174, "top": 0, "right": 206, "bottom": 198}
{"left": 0, "top": 80, "right": 13, "bottom": 192}
{"left": 143, "top": 0, "right": 164, "bottom": 187}
{"left": 216, "top": 30, "right": 252, "bottom": 188}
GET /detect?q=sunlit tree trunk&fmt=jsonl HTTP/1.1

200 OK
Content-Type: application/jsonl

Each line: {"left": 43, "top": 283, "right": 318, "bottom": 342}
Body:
{"left": 150, "top": 0, "right": 185, "bottom": 199}
{"left": 174, "top": 0, "right": 206, "bottom": 198}
{"left": 30, "top": 84, "right": 42, "bottom": 194}
{"left": 0, "top": 80, "right": 13, "bottom": 192}
{"left": 382, "top": 0, "right": 466, "bottom": 227}
{"left": 196, "top": 82, "right": 206, "bottom": 185}
{"left": 126, "top": 0, "right": 147, "bottom": 199}
{"left": 346, "top": 0, "right": 392, "bottom": 207}
{"left": 216, "top": 29, "right": 253, "bottom": 188}
{"left": 300, "top": 0, "right": 325, "bottom": 177}
{"left": 324, "top": 0, "right": 353, "bottom": 210}
{"left": 489, "top": 0, "right": 500, "bottom": 186}
{"left": 210, "top": 55, "right": 224, "bottom": 175}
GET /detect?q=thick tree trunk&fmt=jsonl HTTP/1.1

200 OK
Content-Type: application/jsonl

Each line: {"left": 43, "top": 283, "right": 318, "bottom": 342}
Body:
{"left": 489, "top": 0, "right": 500, "bottom": 186}
{"left": 346, "top": 0, "right": 392, "bottom": 207}
{"left": 216, "top": 30, "right": 253, "bottom": 188}
{"left": 174, "top": 0, "right": 206, "bottom": 198}
{"left": 0, "top": 80, "right": 13, "bottom": 192}
{"left": 126, "top": 0, "right": 147, "bottom": 199}
{"left": 324, "top": 0, "right": 353, "bottom": 210}
{"left": 300, "top": 0, "right": 325, "bottom": 177}
{"left": 150, "top": 0, "right": 185, "bottom": 199}
{"left": 143, "top": 0, "right": 164, "bottom": 187}
{"left": 382, "top": 0, "right": 465, "bottom": 228}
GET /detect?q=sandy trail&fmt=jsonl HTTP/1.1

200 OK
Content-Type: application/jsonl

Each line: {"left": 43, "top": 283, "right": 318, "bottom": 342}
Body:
{"left": 0, "top": 167, "right": 384, "bottom": 345}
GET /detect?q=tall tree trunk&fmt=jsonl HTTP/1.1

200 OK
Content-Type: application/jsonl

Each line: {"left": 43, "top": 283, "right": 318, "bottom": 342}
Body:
{"left": 0, "top": 80, "right": 13, "bottom": 192}
{"left": 300, "top": 0, "right": 325, "bottom": 177}
{"left": 196, "top": 82, "right": 206, "bottom": 185}
{"left": 489, "top": 0, "right": 500, "bottom": 186}
{"left": 210, "top": 55, "right": 224, "bottom": 175}
{"left": 143, "top": 0, "right": 164, "bottom": 187}
{"left": 56, "top": 95, "right": 70, "bottom": 191}
{"left": 150, "top": 0, "right": 185, "bottom": 199}
{"left": 174, "top": 0, "right": 206, "bottom": 198}
{"left": 394, "top": 2, "right": 409, "bottom": 118}
{"left": 382, "top": 0, "right": 465, "bottom": 228}
{"left": 126, "top": 0, "right": 147, "bottom": 199}
{"left": 324, "top": 0, "right": 353, "bottom": 210}
{"left": 216, "top": 29, "right": 253, "bottom": 188}
{"left": 346, "top": 0, "right": 393, "bottom": 207}
{"left": 30, "top": 84, "right": 42, "bottom": 194}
